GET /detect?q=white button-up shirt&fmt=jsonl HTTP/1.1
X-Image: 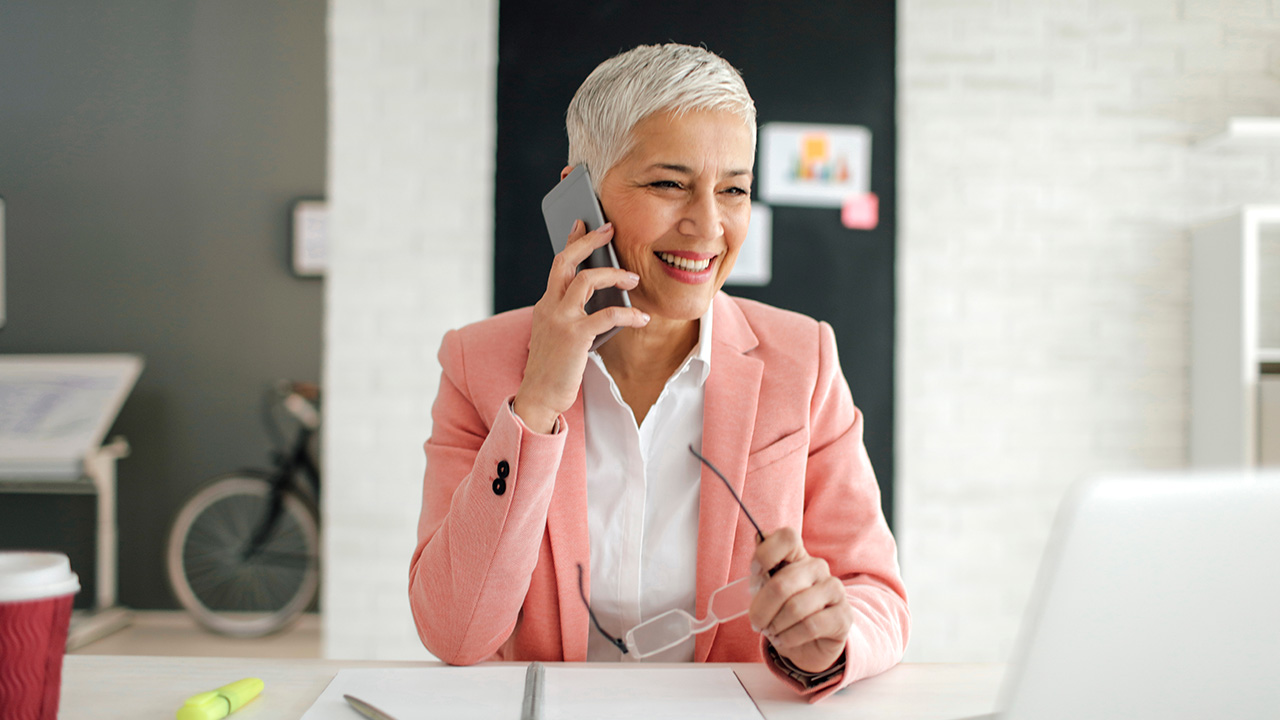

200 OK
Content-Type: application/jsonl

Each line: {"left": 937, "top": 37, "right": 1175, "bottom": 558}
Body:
{"left": 583, "top": 309, "right": 713, "bottom": 662}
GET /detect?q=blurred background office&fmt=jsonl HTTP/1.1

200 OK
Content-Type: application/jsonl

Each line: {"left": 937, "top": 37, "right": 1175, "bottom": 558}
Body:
{"left": 1, "top": 0, "right": 1278, "bottom": 666}
{"left": 0, "top": 0, "right": 326, "bottom": 644}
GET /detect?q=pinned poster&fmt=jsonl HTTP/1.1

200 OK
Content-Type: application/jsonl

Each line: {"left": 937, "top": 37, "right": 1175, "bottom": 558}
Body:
{"left": 841, "top": 193, "right": 879, "bottom": 230}
{"left": 727, "top": 203, "right": 772, "bottom": 286}
{"left": 759, "top": 123, "right": 871, "bottom": 208}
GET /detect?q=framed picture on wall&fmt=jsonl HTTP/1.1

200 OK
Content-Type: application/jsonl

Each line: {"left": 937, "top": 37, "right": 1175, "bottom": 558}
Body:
{"left": 1, "top": 195, "right": 6, "bottom": 327}
{"left": 291, "top": 198, "right": 327, "bottom": 277}
{"left": 759, "top": 122, "right": 872, "bottom": 208}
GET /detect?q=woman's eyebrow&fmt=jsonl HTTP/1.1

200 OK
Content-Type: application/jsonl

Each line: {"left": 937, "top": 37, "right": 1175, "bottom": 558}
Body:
{"left": 648, "top": 163, "right": 754, "bottom": 179}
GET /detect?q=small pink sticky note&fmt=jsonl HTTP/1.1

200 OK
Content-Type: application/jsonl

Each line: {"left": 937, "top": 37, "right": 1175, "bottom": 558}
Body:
{"left": 841, "top": 192, "right": 879, "bottom": 230}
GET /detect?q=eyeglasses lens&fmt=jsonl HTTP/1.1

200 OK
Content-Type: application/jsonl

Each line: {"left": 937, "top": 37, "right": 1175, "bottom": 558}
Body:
{"left": 707, "top": 575, "right": 753, "bottom": 624}
{"left": 626, "top": 608, "right": 695, "bottom": 658}
{"left": 624, "top": 576, "right": 756, "bottom": 658}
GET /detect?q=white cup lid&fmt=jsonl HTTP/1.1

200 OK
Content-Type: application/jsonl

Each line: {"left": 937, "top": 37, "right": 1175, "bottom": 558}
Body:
{"left": 0, "top": 552, "right": 81, "bottom": 602}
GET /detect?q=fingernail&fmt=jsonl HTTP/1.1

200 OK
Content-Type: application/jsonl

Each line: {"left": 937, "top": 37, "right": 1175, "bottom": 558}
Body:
{"left": 600, "top": 222, "right": 613, "bottom": 232}
{"left": 750, "top": 622, "right": 760, "bottom": 632}
{"left": 639, "top": 313, "right": 651, "bottom": 323}
{"left": 749, "top": 560, "right": 761, "bottom": 576}
{"left": 749, "top": 575, "right": 763, "bottom": 593}
{"left": 626, "top": 272, "right": 640, "bottom": 283}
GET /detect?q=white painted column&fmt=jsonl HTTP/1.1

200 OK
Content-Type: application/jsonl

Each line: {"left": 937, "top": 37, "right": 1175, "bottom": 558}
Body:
{"left": 324, "top": 0, "right": 497, "bottom": 660}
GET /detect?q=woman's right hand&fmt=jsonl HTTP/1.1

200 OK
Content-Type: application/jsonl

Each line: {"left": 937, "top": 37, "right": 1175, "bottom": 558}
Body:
{"left": 512, "top": 220, "right": 650, "bottom": 433}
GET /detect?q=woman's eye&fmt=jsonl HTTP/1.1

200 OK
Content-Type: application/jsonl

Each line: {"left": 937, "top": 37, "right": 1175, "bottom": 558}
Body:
{"left": 649, "top": 180, "right": 682, "bottom": 189}
{"left": 723, "top": 186, "right": 750, "bottom": 196}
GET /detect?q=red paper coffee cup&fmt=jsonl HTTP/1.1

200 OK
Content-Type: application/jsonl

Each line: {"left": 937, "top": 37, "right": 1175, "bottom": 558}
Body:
{"left": 0, "top": 552, "right": 80, "bottom": 720}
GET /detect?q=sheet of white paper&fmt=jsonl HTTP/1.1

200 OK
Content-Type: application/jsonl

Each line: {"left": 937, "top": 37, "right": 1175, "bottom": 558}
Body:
{"left": 727, "top": 203, "right": 772, "bottom": 287}
{"left": 302, "top": 667, "right": 525, "bottom": 720}
{"left": 542, "top": 667, "right": 763, "bottom": 720}
{"left": 292, "top": 200, "right": 328, "bottom": 276}
{"left": 301, "top": 666, "right": 763, "bottom": 720}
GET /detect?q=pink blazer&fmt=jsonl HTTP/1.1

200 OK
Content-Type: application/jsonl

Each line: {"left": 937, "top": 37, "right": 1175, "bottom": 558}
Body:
{"left": 409, "top": 292, "right": 909, "bottom": 701}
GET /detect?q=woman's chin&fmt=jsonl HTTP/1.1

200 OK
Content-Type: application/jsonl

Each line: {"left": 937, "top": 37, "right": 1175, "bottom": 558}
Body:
{"left": 633, "top": 294, "right": 714, "bottom": 325}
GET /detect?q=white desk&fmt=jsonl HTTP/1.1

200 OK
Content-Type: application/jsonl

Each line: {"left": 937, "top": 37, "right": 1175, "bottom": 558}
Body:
{"left": 60, "top": 656, "right": 1002, "bottom": 719}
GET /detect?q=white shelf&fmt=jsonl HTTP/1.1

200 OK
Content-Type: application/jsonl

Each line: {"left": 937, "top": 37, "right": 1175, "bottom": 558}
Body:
{"left": 1197, "top": 117, "right": 1280, "bottom": 150}
{"left": 1190, "top": 206, "right": 1280, "bottom": 467}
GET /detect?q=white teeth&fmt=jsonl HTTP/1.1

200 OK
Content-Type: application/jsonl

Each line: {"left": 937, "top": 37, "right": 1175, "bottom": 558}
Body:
{"left": 656, "top": 252, "right": 712, "bottom": 272}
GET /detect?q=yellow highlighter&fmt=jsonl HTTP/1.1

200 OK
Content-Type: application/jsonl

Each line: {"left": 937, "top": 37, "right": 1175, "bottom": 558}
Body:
{"left": 177, "top": 678, "right": 264, "bottom": 720}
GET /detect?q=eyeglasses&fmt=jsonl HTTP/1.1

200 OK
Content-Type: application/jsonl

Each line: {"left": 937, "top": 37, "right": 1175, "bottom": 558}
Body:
{"left": 577, "top": 444, "right": 771, "bottom": 659}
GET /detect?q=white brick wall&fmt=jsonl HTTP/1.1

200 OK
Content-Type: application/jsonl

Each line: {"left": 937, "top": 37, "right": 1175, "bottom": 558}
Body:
{"left": 899, "top": 0, "right": 1280, "bottom": 661}
{"left": 324, "top": 0, "right": 496, "bottom": 660}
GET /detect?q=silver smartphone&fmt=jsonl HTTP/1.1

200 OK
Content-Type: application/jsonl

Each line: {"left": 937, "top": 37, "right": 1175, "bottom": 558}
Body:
{"left": 541, "top": 165, "right": 632, "bottom": 351}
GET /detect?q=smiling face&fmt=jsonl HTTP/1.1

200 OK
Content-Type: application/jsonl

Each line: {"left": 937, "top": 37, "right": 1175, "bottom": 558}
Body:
{"left": 595, "top": 109, "right": 755, "bottom": 324}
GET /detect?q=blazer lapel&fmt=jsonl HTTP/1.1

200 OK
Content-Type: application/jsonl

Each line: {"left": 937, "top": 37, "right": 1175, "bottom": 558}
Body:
{"left": 694, "top": 294, "right": 762, "bottom": 661}
{"left": 547, "top": 392, "right": 590, "bottom": 661}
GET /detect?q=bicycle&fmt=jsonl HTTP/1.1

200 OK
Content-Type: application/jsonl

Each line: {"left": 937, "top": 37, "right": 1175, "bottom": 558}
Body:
{"left": 165, "top": 381, "right": 321, "bottom": 637}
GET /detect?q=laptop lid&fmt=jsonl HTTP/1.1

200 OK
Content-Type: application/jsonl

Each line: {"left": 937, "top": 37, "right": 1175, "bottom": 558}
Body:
{"left": 999, "top": 473, "right": 1280, "bottom": 720}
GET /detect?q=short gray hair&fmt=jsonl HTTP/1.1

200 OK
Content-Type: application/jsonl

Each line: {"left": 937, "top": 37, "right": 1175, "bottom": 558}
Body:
{"left": 566, "top": 44, "right": 757, "bottom": 192}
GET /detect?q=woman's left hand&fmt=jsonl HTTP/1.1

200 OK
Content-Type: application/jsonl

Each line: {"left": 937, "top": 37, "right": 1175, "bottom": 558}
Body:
{"left": 748, "top": 527, "right": 854, "bottom": 674}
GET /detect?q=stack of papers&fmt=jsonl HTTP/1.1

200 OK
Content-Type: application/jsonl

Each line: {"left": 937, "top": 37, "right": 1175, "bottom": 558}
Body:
{"left": 303, "top": 666, "right": 764, "bottom": 720}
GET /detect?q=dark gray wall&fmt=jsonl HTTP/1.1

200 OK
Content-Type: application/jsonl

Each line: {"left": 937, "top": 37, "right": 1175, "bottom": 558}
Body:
{"left": 0, "top": 1, "right": 326, "bottom": 609}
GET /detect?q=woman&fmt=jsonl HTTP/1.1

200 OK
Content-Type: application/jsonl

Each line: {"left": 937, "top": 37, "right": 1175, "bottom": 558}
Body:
{"left": 409, "top": 43, "right": 908, "bottom": 701}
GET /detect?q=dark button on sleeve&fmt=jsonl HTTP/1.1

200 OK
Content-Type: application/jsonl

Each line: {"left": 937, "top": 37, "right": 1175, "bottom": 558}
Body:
{"left": 492, "top": 459, "right": 510, "bottom": 496}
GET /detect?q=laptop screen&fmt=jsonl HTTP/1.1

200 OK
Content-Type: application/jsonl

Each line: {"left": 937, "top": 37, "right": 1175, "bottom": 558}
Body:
{"left": 998, "top": 473, "right": 1280, "bottom": 720}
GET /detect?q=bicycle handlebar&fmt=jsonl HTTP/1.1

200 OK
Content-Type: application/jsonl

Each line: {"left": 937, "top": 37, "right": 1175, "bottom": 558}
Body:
{"left": 284, "top": 392, "right": 320, "bottom": 430}
{"left": 266, "top": 380, "right": 322, "bottom": 434}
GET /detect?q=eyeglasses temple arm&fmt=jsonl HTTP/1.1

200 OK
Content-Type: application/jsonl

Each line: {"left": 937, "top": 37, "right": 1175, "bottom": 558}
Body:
{"left": 689, "top": 444, "right": 765, "bottom": 543}
{"left": 577, "top": 563, "right": 629, "bottom": 655}
{"left": 689, "top": 444, "right": 789, "bottom": 577}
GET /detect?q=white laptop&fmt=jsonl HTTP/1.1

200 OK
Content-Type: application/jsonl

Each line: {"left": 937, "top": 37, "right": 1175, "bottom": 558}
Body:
{"left": 972, "top": 472, "right": 1280, "bottom": 720}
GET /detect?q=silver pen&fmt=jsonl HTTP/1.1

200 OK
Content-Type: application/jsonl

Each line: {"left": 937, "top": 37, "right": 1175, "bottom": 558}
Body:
{"left": 344, "top": 693, "right": 399, "bottom": 720}
{"left": 520, "top": 661, "right": 546, "bottom": 720}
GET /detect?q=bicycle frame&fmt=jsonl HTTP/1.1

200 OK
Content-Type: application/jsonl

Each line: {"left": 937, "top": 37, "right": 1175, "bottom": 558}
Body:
{"left": 245, "top": 391, "right": 321, "bottom": 563}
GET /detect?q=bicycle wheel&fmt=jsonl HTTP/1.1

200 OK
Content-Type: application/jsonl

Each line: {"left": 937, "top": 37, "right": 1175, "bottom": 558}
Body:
{"left": 166, "top": 472, "right": 319, "bottom": 637}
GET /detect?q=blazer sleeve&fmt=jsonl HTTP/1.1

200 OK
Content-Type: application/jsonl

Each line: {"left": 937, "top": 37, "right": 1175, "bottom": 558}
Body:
{"left": 408, "top": 328, "right": 567, "bottom": 664}
{"left": 765, "top": 320, "right": 911, "bottom": 701}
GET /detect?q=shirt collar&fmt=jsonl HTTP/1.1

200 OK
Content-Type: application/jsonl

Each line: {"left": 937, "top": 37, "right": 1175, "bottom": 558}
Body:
{"left": 686, "top": 304, "right": 714, "bottom": 387}
{"left": 587, "top": 306, "right": 714, "bottom": 387}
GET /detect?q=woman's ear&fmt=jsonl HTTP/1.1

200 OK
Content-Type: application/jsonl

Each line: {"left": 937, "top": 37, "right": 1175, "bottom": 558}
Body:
{"left": 560, "top": 165, "right": 573, "bottom": 181}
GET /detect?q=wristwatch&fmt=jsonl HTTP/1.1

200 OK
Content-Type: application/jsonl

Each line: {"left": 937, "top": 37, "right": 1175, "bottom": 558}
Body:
{"left": 765, "top": 644, "right": 846, "bottom": 689}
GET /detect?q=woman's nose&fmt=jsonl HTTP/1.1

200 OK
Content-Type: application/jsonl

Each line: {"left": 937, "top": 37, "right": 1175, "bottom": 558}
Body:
{"left": 677, "top": 191, "right": 722, "bottom": 240}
